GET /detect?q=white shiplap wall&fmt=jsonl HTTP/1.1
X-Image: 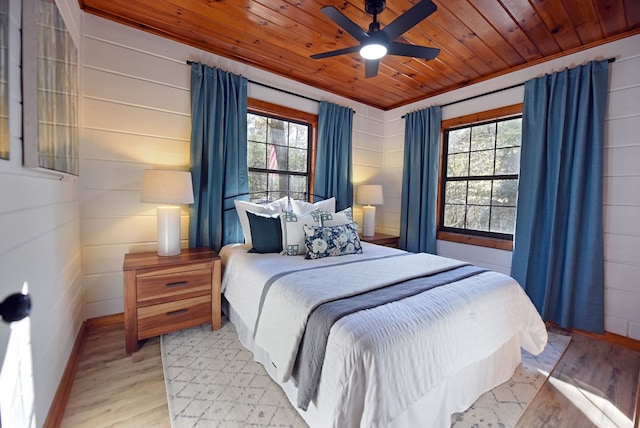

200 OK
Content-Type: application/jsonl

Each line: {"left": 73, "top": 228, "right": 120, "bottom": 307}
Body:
{"left": 383, "top": 34, "right": 640, "bottom": 340}
{"left": 81, "top": 14, "right": 386, "bottom": 319}
{"left": 0, "top": 0, "right": 84, "bottom": 424}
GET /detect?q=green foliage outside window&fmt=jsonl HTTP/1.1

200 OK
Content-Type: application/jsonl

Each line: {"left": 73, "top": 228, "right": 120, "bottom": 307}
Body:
{"left": 247, "top": 113, "right": 310, "bottom": 203}
{"left": 441, "top": 116, "right": 522, "bottom": 239}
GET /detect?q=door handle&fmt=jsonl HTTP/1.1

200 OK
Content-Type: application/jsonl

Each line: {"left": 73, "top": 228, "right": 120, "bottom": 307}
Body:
{"left": 0, "top": 293, "right": 32, "bottom": 323}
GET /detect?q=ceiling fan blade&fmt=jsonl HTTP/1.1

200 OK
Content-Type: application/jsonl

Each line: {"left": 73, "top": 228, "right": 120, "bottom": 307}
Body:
{"left": 387, "top": 41, "right": 440, "bottom": 60}
{"left": 365, "top": 59, "right": 380, "bottom": 78}
{"left": 311, "top": 45, "right": 361, "bottom": 59}
{"left": 382, "top": 0, "right": 437, "bottom": 41}
{"left": 320, "top": 6, "right": 369, "bottom": 42}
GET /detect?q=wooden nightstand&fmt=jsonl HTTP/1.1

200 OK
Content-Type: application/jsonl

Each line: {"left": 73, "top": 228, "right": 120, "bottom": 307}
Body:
{"left": 360, "top": 232, "right": 400, "bottom": 248}
{"left": 123, "top": 247, "right": 221, "bottom": 354}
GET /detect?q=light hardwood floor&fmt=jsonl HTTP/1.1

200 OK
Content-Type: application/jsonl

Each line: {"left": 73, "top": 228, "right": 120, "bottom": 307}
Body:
{"left": 61, "top": 324, "right": 639, "bottom": 428}
{"left": 60, "top": 325, "right": 169, "bottom": 428}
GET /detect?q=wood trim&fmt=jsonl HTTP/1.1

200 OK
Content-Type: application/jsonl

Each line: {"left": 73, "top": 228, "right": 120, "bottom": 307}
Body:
{"left": 124, "top": 269, "right": 138, "bottom": 354}
{"left": 437, "top": 231, "right": 514, "bottom": 251}
{"left": 441, "top": 104, "right": 523, "bottom": 129}
{"left": 85, "top": 313, "right": 123, "bottom": 330}
{"left": 211, "top": 258, "right": 222, "bottom": 330}
{"left": 571, "top": 329, "right": 640, "bottom": 353}
{"left": 248, "top": 98, "right": 317, "bottom": 125}
{"left": 548, "top": 322, "right": 640, "bottom": 353}
{"left": 635, "top": 368, "right": 640, "bottom": 428}
{"left": 247, "top": 98, "right": 318, "bottom": 201}
{"left": 43, "top": 321, "right": 88, "bottom": 428}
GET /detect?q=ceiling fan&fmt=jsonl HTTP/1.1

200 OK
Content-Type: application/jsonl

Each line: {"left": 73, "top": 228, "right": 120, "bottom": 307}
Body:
{"left": 311, "top": 0, "right": 440, "bottom": 78}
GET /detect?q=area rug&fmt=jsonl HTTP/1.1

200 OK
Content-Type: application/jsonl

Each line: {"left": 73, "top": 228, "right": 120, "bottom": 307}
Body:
{"left": 161, "top": 318, "right": 570, "bottom": 428}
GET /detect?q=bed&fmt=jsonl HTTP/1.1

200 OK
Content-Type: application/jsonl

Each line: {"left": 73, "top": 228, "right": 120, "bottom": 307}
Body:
{"left": 219, "top": 233, "right": 548, "bottom": 427}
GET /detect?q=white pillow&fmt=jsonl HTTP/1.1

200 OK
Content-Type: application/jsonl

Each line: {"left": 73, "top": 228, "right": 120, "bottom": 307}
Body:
{"left": 291, "top": 197, "right": 336, "bottom": 215}
{"left": 320, "top": 207, "right": 354, "bottom": 227}
{"left": 280, "top": 208, "right": 323, "bottom": 256}
{"left": 234, "top": 197, "right": 290, "bottom": 246}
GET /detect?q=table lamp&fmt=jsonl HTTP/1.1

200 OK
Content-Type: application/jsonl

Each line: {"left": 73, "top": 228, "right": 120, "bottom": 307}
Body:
{"left": 357, "top": 184, "right": 384, "bottom": 237}
{"left": 141, "top": 170, "right": 194, "bottom": 256}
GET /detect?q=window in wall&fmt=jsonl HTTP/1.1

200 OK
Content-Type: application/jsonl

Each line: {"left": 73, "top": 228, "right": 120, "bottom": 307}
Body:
{"left": 439, "top": 104, "right": 522, "bottom": 250}
{"left": 0, "top": 0, "right": 9, "bottom": 160}
{"left": 247, "top": 99, "right": 317, "bottom": 203}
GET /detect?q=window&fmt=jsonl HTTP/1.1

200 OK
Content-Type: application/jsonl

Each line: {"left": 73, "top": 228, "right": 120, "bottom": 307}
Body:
{"left": 247, "top": 99, "right": 317, "bottom": 203}
{"left": 439, "top": 104, "right": 522, "bottom": 249}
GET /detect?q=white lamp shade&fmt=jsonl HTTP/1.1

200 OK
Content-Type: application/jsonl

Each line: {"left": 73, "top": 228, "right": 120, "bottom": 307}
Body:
{"left": 357, "top": 184, "right": 384, "bottom": 206}
{"left": 141, "top": 170, "right": 194, "bottom": 204}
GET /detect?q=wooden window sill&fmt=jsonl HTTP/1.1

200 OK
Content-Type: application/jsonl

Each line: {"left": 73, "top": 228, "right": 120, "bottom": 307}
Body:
{"left": 437, "top": 231, "right": 513, "bottom": 251}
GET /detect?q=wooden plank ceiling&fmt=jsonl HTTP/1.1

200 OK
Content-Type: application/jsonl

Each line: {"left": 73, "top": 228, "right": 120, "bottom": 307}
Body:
{"left": 79, "top": 0, "right": 640, "bottom": 110}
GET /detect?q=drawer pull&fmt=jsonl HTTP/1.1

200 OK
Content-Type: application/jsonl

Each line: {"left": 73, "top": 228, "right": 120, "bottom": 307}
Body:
{"left": 165, "top": 281, "right": 189, "bottom": 288}
{"left": 167, "top": 309, "right": 189, "bottom": 317}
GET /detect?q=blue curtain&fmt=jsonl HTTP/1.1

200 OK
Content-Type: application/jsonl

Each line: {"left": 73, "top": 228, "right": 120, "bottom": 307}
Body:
{"left": 399, "top": 106, "right": 441, "bottom": 254}
{"left": 511, "top": 60, "right": 609, "bottom": 333}
{"left": 189, "top": 62, "right": 248, "bottom": 251}
{"left": 314, "top": 101, "right": 354, "bottom": 211}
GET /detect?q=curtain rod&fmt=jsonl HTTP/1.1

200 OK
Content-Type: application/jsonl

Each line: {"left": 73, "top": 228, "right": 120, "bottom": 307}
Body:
{"left": 186, "top": 60, "right": 357, "bottom": 113}
{"left": 402, "top": 57, "right": 616, "bottom": 117}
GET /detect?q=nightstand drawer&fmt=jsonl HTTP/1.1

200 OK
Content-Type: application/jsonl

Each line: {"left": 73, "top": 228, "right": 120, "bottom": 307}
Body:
{"left": 137, "top": 295, "right": 212, "bottom": 339}
{"left": 137, "top": 266, "right": 212, "bottom": 302}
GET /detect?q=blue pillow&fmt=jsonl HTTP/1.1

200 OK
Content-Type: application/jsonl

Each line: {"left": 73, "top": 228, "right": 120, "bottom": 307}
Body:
{"left": 303, "top": 222, "right": 362, "bottom": 260}
{"left": 247, "top": 211, "right": 282, "bottom": 253}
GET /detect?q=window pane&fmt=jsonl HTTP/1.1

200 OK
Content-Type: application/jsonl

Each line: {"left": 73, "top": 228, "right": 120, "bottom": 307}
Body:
{"left": 290, "top": 175, "right": 308, "bottom": 200}
{"left": 444, "top": 204, "right": 466, "bottom": 228}
{"left": 250, "top": 192, "right": 268, "bottom": 203}
{"left": 495, "top": 147, "right": 520, "bottom": 175}
{"left": 490, "top": 207, "right": 516, "bottom": 234}
{"left": 272, "top": 144, "right": 289, "bottom": 171}
{"left": 496, "top": 147, "right": 520, "bottom": 174}
{"left": 248, "top": 114, "right": 267, "bottom": 142}
{"left": 491, "top": 179, "right": 518, "bottom": 207}
{"left": 289, "top": 123, "right": 309, "bottom": 149}
{"left": 466, "top": 205, "right": 490, "bottom": 231}
{"left": 470, "top": 123, "right": 495, "bottom": 151}
{"left": 268, "top": 173, "right": 289, "bottom": 194}
{"left": 496, "top": 118, "right": 521, "bottom": 148}
{"left": 448, "top": 128, "right": 470, "bottom": 153}
{"left": 469, "top": 150, "right": 494, "bottom": 176}
{"left": 268, "top": 118, "right": 288, "bottom": 147}
{"left": 269, "top": 189, "right": 289, "bottom": 200}
{"left": 249, "top": 171, "right": 267, "bottom": 202}
{"left": 248, "top": 141, "right": 266, "bottom": 169}
{"left": 289, "top": 147, "right": 307, "bottom": 173}
{"left": 447, "top": 153, "right": 469, "bottom": 177}
{"left": 467, "top": 180, "right": 491, "bottom": 205}
{"left": 445, "top": 181, "right": 467, "bottom": 204}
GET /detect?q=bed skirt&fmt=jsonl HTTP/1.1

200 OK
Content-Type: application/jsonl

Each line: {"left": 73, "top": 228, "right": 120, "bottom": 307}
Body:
{"left": 223, "top": 297, "right": 522, "bottom": 428}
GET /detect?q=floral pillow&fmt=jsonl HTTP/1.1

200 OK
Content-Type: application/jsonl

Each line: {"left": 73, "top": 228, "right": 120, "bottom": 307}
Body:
{"left": 303, "top": 222, "right": 363, "bottom": 260}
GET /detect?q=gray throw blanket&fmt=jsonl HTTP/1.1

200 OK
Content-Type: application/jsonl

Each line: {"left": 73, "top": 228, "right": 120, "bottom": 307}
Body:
{"left": 292, "top": 264, "right": 487, "bottom": 410}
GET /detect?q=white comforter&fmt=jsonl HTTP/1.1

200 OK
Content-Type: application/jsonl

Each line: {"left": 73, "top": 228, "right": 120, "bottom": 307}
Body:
{"left": 220, "top": 243, "right": 547, "bottom": 427}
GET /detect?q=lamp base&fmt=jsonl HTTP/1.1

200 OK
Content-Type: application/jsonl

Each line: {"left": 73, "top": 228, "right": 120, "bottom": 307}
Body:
{"left": 362, "top": 205, "right": 376, "bottom": 236}
{"left": 156, "top": 206, "right": 181, "bottom": 256}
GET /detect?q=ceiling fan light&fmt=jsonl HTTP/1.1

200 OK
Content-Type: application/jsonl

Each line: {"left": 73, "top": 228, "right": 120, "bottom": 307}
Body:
{"left": 360, "top": 43, "right": 387, "bottom": 60}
